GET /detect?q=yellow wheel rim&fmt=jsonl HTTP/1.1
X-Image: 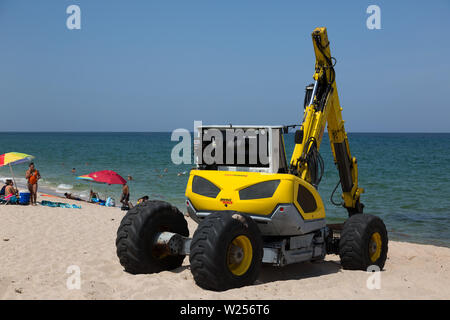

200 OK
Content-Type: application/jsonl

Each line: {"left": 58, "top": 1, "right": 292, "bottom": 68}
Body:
{"left": 227, "top": 235, "right": 253, "bottom": 276}
{"left": 369, "top": 232, "right": 382, "bottom": 262}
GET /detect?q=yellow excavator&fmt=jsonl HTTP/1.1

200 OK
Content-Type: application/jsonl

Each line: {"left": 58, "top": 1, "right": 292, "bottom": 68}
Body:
{"left": 116, "top": 27, "right": 388, "bottom": 291}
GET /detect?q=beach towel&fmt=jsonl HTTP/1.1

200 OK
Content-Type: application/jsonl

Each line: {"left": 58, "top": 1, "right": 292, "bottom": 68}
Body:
{"left": 91, "top": 198, "right": 106, "bottom": 206}
{"left": 40, "top": 200, "right": 81, "bottom": 209}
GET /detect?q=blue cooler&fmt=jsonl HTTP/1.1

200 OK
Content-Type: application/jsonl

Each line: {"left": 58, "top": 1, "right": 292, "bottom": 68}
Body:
{"left": 19, "top": 192, "right": 31, "bottom": 205}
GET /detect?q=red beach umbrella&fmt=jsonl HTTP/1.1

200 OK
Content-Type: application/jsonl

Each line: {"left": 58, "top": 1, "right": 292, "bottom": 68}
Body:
{"left": 77, "top": 170, "right": 126, "bottom": 185}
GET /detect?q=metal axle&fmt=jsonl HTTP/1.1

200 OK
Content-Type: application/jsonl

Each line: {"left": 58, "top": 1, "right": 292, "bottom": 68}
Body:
{"left": 153, "top": 232, "right": 191, "bottom": 256}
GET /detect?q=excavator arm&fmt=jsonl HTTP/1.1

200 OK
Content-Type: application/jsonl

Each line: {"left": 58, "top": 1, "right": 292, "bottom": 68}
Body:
{"left": 289, "top": 27, "right": 364, "bottom": 216}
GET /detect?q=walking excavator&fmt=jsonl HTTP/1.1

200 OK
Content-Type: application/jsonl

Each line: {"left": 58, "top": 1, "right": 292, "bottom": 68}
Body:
{"left": 116, "top": 27, "right": 388, "bottom": 291}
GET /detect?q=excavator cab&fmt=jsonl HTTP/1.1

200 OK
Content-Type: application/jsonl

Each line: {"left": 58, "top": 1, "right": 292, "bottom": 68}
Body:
{"left": 194, "top": 125, "right": 288, "bottom": 174}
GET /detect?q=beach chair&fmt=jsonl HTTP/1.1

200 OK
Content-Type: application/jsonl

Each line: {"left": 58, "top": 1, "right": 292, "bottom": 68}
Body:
{"left": 1, "top": 194, "right": 18, "bottom": 205}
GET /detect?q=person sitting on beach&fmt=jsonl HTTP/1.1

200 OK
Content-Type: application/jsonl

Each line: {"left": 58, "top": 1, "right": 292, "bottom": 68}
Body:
{"left": 89, "top": 191, "right": 106, "bottom": 205}
{"left": 136, "top": 195, "right": 149, "bottom": 205}
{"left": 0, "top": 181, "right": 7, "bottom": 196}
{"left": 26, "top": 162, "right": 40, "bottom": 206}
{"left": 5, "top": 180, "right": 17, "bottom": 196}
{"left": 64, "top": 192, "right": 82, "bottom": 201}
{"left": 89, "top": 189, "right": 99, "bottom": 202}
{"left": 120, "top": 182, "right": 132, "bottom": 210}
{"left": 4, "top": 180, "right": 19, "bottom": 204}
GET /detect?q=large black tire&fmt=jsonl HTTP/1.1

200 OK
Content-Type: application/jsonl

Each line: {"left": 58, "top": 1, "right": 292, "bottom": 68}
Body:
{"left": 116, "top": 200, "right": 189, "bottom": 274}
{"left": 339, "top": 214, "right": 388, "bottom": 270}
{"left": 190, "top": 212, "right": 263, "bottom": 291}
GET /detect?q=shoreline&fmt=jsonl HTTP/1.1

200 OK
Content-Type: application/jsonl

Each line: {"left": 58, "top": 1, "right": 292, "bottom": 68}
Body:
{"left": 0, "top": 173, "right": 186, "bottom": 208}
{"left": 0, "top": 176, "right": 88, "bottom": 201}
{"left": 1, "top": 197, "right": 450, "bottom": 299}
{"left": 2, "top": 185, "right": 450, "bottom": 249}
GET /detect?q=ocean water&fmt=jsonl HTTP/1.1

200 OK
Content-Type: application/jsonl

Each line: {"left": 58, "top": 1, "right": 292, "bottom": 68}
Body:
{"left": 1, "top": 132, "right": 449, "bottom": 247}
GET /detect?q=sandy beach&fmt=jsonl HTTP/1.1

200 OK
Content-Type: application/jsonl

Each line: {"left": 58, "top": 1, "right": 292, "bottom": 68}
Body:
{"left": 1, "top": 193, "right": 449, "bottom": 300}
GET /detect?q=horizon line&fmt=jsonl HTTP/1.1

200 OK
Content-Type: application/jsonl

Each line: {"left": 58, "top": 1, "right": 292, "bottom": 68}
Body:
{"left": 0, "top": 131, "right": 450, "bottom": 134}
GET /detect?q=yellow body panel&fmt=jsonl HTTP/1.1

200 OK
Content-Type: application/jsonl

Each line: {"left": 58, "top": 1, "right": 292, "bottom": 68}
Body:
{"left": 185, "top": 170, "right": 325, "bottom": 220}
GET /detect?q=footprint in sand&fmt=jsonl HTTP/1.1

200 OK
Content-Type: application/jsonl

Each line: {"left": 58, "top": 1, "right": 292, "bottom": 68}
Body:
{"left": 84, "top": 280, "right": 115, "bottom": 300}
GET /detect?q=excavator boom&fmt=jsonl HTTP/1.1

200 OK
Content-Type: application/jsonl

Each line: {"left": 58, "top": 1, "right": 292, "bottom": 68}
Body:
{"left": 289, "top": 27, "right": 364, "bottom": 215}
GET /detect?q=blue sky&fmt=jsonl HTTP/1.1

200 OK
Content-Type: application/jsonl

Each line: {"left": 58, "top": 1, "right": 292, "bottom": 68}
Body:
{"left": 1, "top": 0, "right": 449, "bottom": 132}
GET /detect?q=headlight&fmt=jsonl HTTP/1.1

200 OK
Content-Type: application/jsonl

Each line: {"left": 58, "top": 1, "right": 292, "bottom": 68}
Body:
{"left": 239, "top": 180, "right": 280, "bottom": 200}
{"left": 192, "top": 176, "right": 221, "bottom": 198}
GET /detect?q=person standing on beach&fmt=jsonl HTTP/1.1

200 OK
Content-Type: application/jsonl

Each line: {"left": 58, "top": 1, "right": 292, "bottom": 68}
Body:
{"left": 26, "top": 162, "right": 41, "bottom": 206}
{"left": 120, "top": 182, "right": 132, "bottom": 210}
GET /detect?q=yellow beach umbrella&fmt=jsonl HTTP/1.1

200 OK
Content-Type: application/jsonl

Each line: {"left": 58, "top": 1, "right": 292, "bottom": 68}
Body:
{"left": 0, "top": 152, "right": 35, "bottom": 188}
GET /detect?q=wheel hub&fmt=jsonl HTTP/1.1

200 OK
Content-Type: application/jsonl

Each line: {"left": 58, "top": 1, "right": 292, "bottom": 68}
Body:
{"left": 369, "top": 232, "right": 382, "bottom": 262}
{"left": 228, "top": 245, "right": 244, "bottom": 264}
{"left": 226, "top": 235, "right": 253, "bottom": 276}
